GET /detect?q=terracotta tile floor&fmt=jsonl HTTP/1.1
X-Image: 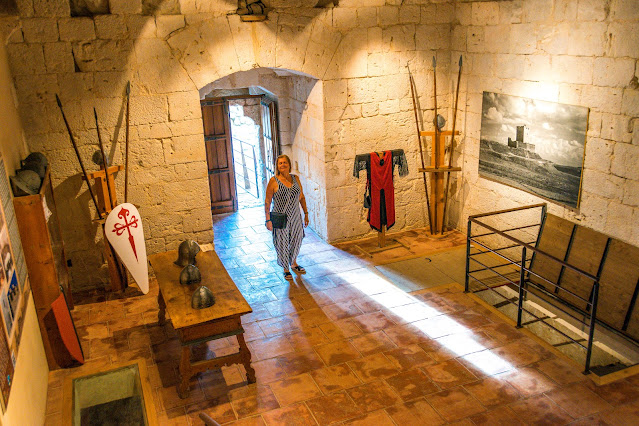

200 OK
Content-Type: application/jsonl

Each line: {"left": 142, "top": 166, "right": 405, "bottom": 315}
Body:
{"left": 44, "top": 206, "right": 639, "bottom": 425}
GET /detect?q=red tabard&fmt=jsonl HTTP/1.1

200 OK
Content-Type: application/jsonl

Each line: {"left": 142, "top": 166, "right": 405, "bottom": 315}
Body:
{"left": 368, "top": 151, "right": 395, "bottom": 231}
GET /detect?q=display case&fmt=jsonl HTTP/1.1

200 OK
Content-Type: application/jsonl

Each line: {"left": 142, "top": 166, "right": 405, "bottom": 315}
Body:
{"left": 13, "top": 168, "right": 73, "bottom": 369}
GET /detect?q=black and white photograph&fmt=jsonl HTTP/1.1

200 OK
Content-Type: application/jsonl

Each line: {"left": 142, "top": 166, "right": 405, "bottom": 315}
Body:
{"left": 479, "top": 92, "right": 589, "bottom": 208}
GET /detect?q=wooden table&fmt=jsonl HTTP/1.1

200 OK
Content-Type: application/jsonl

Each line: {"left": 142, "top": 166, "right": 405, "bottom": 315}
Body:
{"left": 148, "top": 250, "right": 255, "bottom": 398}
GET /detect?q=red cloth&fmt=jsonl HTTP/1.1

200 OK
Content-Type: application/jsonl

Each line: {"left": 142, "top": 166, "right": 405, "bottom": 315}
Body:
{"left": 368, "top": 151, "right": 395, "bottom": 231}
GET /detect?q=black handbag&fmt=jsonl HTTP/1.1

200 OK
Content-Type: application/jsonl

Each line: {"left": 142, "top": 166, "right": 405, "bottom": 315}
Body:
{"left": 271, "top": 178, "right": 294, "bottom": 229}
{"left": 271, "top": 212, "right": 287, "bottom": 229}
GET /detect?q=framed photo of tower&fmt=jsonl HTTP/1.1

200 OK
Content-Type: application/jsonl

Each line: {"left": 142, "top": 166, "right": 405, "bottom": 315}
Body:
{"left": 478, "top": 92, "right": 589, "bottom": 208}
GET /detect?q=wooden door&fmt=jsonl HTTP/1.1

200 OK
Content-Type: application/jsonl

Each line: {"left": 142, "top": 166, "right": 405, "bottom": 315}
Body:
{"left": 261, "top": 99, "right": 280, "bottom": 183}
{"left": 201, "top": 99, "right": 237, "bottom": 213}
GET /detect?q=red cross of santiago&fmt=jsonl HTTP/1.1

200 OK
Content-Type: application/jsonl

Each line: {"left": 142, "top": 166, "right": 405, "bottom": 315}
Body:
{"left": 112, "top": 206, "right": 139, "bottom": 260}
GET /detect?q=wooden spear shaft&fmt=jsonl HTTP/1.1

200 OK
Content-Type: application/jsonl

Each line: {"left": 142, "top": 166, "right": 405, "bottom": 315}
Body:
{"left": 124, "top": 81, "right": 131, "bottom": 203}
{"left": 94, "top": 108, "right": 115, "bottom": 212}
{"left": 408, "top": 67, "right": 434, "bottom": 235}
{"left": 55, "top": 95, "right": 103, "bottom": 219}
{"left": 441, "top": 55, "right": 463, "bottom": 234}
{"left": 432, "top": 56, "right": 439, "bottom": 232}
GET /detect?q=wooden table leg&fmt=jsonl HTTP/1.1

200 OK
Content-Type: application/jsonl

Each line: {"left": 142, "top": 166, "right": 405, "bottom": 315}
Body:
{"left": 237, "top": 333, "right": 256, "bottom": 383}
{"left": 177, "top": 345, "right": 191, "bottom": 399}
{"left": 158, "top": 291, "right": 166, "bottom": 325}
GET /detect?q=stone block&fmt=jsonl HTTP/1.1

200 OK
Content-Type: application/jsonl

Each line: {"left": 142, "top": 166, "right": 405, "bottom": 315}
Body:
{"left": 6, "top": 43, "right": 46, "bottom": 75}
{"left": 59, "top": 17, "right": 96, "bottom": 42}
{"left": 611, "top": 142, "right": 639, "bottom": 180}
{"left": 451, "top": 25, "right": 466, "bottom": 52}
{"left": 168, "top": 91, "right": 201, "bottom": 121}
{"left": 16, "top": 0, "right": 34, "bottom": 17}
{"left": 162, "top": 134, "right": 206, "bottom": 165}
{"left": 21, "top": 17, "right": 58, "bottom": 43}
{"left": 95, "top": 15, "right": 128, "bottom": 40}
{"left": 593, "top": 58, "right": 636, "bottom": 88}
{"left": 378, "top": 6, "right": 399, "bottom": 27}
{"left": 137, "top": 123, "right": 172, "bottom": 140}
{"left": 110, "top": 0, "right": 142, "bottom": 14}
{"left": 130, "top": 95, "right": 168, "bottom": 125}
{"left": 127, "top": 15, "right": 157, "bottom": 39}
{"left": 582, "top": 169, "right": 624, "bottom": 199}
{"left": 541, "top": 22, "right": 607, "bottom": 56}
{"left": 129, "top": 142, "right": 165, "bottom": 174}
{"left": 399, "top": 5, "right": 420, "bottom": 24}
{"left": 361, "top": 102, "right": 378, "bottom": 117}
{"left": 58, "top": 72, "right": 94, "bottom": 101}
{"left": 604, "top": 201, "right": 635, "bottom": 240}
{"left": 624, "top": 179, "right": 639, "bottom": 207}
{"left": 168, "top": 118, "right": 203, "bottom": 137}
{"left": 622, "top": 89, "right": 639, "bottom": 117}
{"left": 342, "top": 104, "right": 361, "bottom": 120}
{"left": 379, "top": 99, "right": 399, "bottom": 115}
{"left": 163, "top": 177, "right": 209, "bottom": 211}
{"left": 577, "top": 0, "right": 607, "bottom": 21}
{"left": 156, "top": 15, "right": 185, "bottom": 39}
{"left": 582, "top": 85, "right": 623, "bottom": 114}
{"left": 472, "top": 1, "right": 499, "bottom": 26}
{"left": 584, "top": 138, "right": 612, "bottom": 173}
{"left": 43, "top": 42, "right": 74, "bottom": 73}
{"left": 509, "top": 23, "right": 536, "bottom": 55}
{"left": 93, "top": 71, "right": 129, "bottom": 98}
{"left": 600, "top": 113, "right": 630, "bottom": 142}
{"left": 467, "top": 26, "right": 484, "bottom": 53}
{"left": 14, "top": 74, "right": 57, "bottom": 104}
{"left": 551, "top": 56, "right": 593, "bottom": 85}
{"left": 357, "top": 7, "right": 377, "bottom": 27}
{"left": 383, "top": 24, "right": 415, "bottom": 52}
{"left": 522, "top": 0, "right": 552, "bottom": 22}
{"left": 333, "top": 7, "right": 357, "bottom": 28}
{"left": 416, "top": 23, "right": 450, "bottom": 51}
{"left": 33, "top": 0, "right": 69, "bottom": 17}
{"left": 554, "top": 0, "right": 577, "bottom": 21}
{"left": 182, "top": 207, "right": 213, "bottom": 234}
{"left": 611, "top": 0, "right": 639, "bottom": 21}
{"left": 348, "top": 76, "right": 388, "bottom": 104}
{"left": 455, "top": 2, "right": 472, "bottom": 26}
{"left": 500, "top": 1, "right": 523, "bottom": 24}
{"left": 521, "top": 55, "right": 552, "bottom": 82}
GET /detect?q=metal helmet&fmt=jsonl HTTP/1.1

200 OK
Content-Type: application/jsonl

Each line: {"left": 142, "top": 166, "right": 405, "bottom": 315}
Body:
{"left": 434, "top": 114, "right": 446, "bottom": 130}
{"left": 191, "top": 285, "right": 215, "bottom": 309}
{"left": 21, "top": 152, "right": 48, "bottom": 179}
{"left": 174, "top": 240, "right": 200, "bottom": 266}
{"left": 10, "top": 169, "right": 41, "bottom": 196}
{"left": 91, "top": 149, "right": 109, "bottom": 167}
{"left": 179, "top": 264, "right": 202, "bottom": 286}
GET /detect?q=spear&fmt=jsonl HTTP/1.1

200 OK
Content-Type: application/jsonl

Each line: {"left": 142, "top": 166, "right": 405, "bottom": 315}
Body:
{"left": 124, "top": 81, "right": 131, "bottom": 203}
{"left": 407, "top": 66, "right": 434, "bottom": 235}
{"left": 441, "top": 55, "right": 463, "bottom": 234}
{"left": 94, "top": 107, "right": 114, "bottom": 212}
{"left": 432, "top": 56, "right": 439, "bottom": 232}
{"left": 55, "top": 95, "right": 102, "bottom": 219}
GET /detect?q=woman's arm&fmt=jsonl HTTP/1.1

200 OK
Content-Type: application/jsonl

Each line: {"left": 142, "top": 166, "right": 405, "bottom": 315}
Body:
{"left": 296, "top": 176, "right": 309, "bottom": 227}
{"left": 264, "top": 177, "right": 276, "bottom": 230}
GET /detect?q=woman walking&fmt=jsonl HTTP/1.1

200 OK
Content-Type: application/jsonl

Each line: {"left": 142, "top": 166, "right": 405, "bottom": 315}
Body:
{"left": 264, "top": 154, "right": 309, "bottom": 281}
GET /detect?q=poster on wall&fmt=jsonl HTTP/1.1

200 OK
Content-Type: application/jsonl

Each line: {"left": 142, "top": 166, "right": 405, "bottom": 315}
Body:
{"left": 478, "top": 92, "right": 589, "bottom": 208}
{"left": 0, "top": 157, "right": 28, "bottom": 412}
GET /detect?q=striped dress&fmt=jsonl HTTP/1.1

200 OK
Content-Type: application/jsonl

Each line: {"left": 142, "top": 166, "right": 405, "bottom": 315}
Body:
{"left": 272, "top": 175, "right": 305, "bottom": 268}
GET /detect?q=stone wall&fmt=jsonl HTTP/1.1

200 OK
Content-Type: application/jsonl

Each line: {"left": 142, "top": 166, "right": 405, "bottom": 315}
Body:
{"left": 287, "top": 74, "right": 327, "bottom": 238}
{"left": 448, "top": 1, "right": 639, "bottom": 248}
{"left": 3, "top": 0, "right": 458, "bottom": 291}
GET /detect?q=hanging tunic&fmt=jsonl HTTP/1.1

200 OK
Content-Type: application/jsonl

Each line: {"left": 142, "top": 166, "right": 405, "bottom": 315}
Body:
{"left": 353, "top": 149, "right": 409, "bottom": 232}
{"left": 271, "top": 175, "right": 304, "bottom": 268}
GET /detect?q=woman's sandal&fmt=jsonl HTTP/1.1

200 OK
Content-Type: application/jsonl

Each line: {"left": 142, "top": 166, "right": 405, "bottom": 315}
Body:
{"left": 284, "top": 271, "right": 294, "bottom": 281}
{"left": 292, "top": 265, "right": 306, "bottom": 274}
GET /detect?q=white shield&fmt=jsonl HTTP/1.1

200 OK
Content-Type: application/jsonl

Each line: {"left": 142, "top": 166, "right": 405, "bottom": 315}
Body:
{"left": 105, "top": 203, "right": 149, "bottom": 294}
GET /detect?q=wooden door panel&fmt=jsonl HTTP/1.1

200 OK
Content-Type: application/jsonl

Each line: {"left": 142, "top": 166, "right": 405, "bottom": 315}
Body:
{"left": 201, "top": 100, "right": 236, "bottom": 213}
